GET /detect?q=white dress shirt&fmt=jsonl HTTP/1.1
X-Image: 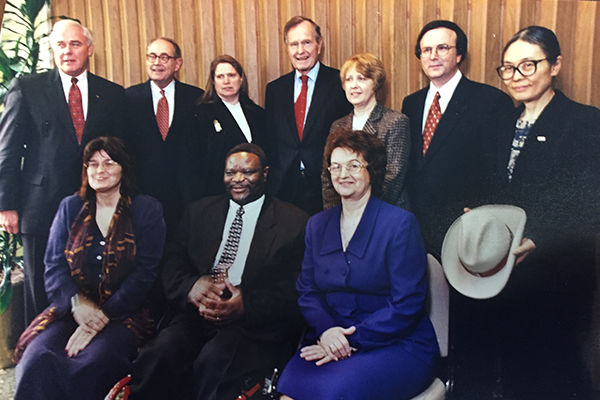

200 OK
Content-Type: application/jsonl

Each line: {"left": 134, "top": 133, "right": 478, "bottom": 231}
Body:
{"left": 213, "top": 195, "right": 265, "bottom": 286}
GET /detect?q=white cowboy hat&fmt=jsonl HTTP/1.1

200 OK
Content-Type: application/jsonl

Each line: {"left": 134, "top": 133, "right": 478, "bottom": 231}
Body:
{"left": 441, "top": 205, "right": 526, "bottom": 299}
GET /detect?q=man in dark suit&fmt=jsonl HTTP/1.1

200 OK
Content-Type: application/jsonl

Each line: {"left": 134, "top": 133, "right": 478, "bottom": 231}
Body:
{"left": 126, "top": 38, "right": 204, "bottom": 234}
{"left": 265, "top": 16, "right": 352, "bottom": 215}
{"left": 129, "top": 143, "right": 309, "bottom": 400}
{"left": 402, "top": 20, "right": 514, "bottom": 400}
{"left": 401, "top": 20, "right": 513, "bottom": 257}
{"left": 0, "top": 19, "right": 127, "bottom": 325}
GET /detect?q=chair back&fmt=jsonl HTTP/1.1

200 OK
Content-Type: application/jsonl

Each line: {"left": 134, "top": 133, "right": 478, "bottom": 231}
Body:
{"left": 426, "top": 254, "right": 449, "bottom": 357}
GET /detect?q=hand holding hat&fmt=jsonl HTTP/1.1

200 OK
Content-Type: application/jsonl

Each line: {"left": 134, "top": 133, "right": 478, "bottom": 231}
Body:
{"left": 442, "top": 205, "right": 527, "bottom": 299}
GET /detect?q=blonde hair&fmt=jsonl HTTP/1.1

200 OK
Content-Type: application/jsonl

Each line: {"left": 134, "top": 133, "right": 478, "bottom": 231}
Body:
{"left": 340, "top": 53, "right": 386, "bottom": 101}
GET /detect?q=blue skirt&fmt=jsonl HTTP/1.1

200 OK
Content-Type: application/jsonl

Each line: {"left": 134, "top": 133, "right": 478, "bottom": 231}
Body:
{"left": 14, "top": 318, "right": 138, "bottom": 400}
{"left": 277, "top": 340, "right": 434, "bottom": 400}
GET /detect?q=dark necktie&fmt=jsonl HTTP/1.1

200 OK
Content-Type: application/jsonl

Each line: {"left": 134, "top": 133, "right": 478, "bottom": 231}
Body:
{"left": 423, "top": 91, "right": 441, "bottom": 155}
{"left": 213, "top": 206, "right": 245, "bottom": 274}
{"left": 294, "top": 75, "right": 309, "bottom": 141}
{"left": 68, "top": 78, "right": 85, "bottom": 144}
{"left": 156, "top": 89, "right": 169, "bottom": 140}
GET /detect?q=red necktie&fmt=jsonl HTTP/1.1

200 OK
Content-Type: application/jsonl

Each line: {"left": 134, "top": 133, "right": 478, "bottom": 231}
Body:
{"left": 156, "top": 89, "right": 169, "bottom": 140}
{"left": 422, "top": 91, "right": 441, "bottom": 155}
{"left": 68, "top": 78, "right": 85, "bottom": 144}
{"left": 294, "top": 75, "right": 309, "bottom": 141}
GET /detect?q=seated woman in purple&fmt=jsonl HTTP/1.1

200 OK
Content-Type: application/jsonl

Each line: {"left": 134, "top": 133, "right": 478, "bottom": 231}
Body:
{"left": 278, "top": 129, "right": 438, "bottom": 400}
{"left": 14, "top": 136, "right": 166, "bottom": 400}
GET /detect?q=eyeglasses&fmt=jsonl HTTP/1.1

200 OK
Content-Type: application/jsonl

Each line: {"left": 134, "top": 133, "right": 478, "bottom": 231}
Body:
{"left": 146, "top": 53, "right": 177, "bottom": 64}
{"left": 496, "top": 58, "right": 548, "bottom": 80}
{"left": 85, "top": 160, "right": 119, "bottom": 171}
{"left": 420, "top": 44, "right": 455, "bottom": 58}
{"left": 328, "top": 162, "right": 368, "bottom": 176}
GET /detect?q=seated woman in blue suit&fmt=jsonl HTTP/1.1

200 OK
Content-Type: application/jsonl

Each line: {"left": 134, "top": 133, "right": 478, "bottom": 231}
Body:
{"left": 13, "top": 137, "right": 166, "bottom": 400}
{"left": 278, "top": 129, "right": 438, "bottom": 400}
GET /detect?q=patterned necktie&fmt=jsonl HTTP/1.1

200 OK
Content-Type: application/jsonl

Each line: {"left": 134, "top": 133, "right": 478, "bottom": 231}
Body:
{"left": 294, "top": 74, "right": 309, "bottom": 141}
{"left": 215, "top": 206, "right": 245, "bottom": 269}
{"left": 156, "top": 89, "right": 169, "bottom": 140}
{"left": 68, "top": 78, "right": 85, "bottom": 144}
{"left": 422, "top": 91, "right": 441, "bottom": 155}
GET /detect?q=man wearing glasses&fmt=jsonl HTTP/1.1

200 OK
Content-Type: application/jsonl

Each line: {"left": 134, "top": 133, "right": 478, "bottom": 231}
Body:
{"left": 402, "top": 20, "right": 513, "bottom": 257}
{"left": 126, "top": 38, "right": 204, "bottom": 235}
{"left": 402, "top": 20, "right": 513, "bottom": 400}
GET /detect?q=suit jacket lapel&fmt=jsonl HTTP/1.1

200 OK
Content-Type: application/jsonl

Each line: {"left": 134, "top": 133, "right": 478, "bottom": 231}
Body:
{"left": 363, "top": 103, "right": 384, "bottom": 136}
{"left": 170, "top": 80, "right": 193, "bottom": 138}
{"left": 303, "top": 66, "right": 329, "bottom": 139}
{"left": 421, "top": 77, "right": 470, "bottom": 166}
{"left": 215, "top": 99, "right": 247, "bottom": 142}
{"left": 46, "top": 69, "right": 78, "bottom": 147}
{"left": 242, "top": 197, "right": 277, "bottom": 282}
{"left": 83, "top": 72, "right": 102, "bottom": 143}
{"left": 411, "top": 90, "right": 427, "bottom": 170}
{"left": 199, "top": 198, "right": 230, "bottom": 275}
{"left": 281, "top": 73, "right": 300, "bottom": 144}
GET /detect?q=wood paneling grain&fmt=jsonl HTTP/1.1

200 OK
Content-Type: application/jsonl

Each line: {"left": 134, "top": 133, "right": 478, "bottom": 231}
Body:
{"left": 49, "top": 0, "right": 600, "bottom": 109}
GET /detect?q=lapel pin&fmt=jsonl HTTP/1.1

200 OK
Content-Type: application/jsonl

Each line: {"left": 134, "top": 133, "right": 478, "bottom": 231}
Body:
{"left": 213, "top": 120, "right": 222, "bottom": 132}
{"left": 537, "top": 136, "right": 546, "bottom": 142}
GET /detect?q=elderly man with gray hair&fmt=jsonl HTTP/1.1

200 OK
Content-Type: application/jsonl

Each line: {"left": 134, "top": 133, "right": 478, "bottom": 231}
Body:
{"left": 0, "top": 18, "right": 128, "bottom": 325}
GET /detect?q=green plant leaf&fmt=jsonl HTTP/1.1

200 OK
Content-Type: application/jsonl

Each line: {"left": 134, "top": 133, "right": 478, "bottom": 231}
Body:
{"left": 0, "top": 267, "right": 12, "bottom": 314}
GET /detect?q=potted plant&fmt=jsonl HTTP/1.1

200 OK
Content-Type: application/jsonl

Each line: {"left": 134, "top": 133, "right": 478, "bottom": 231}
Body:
{"left": 0, "top": 0, "right": 51, "bottom": 108}
{"left": 0, "top": 231, "right": 24, "bottom": 368}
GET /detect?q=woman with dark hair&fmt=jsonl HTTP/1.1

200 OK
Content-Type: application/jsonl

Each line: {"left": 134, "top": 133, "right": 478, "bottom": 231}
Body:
{"left": 490, "top": 26, "right": 600, "bottom": 399}
{"left": 13, "top": 137, "right": 166, "bottom": 400}
{"left": 278, "top": 129, "right": 438, "bottom": 400}
{"left": 197, "top": 54, "right": 269, "bottom": 196}
{"left": 323, "top": 53, "right": 411, "bottom": 210}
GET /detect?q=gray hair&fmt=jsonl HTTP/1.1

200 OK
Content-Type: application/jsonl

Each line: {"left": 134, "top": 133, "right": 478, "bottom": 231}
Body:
{"left": 50, "top": 19, "right": 93, "bottom": 46}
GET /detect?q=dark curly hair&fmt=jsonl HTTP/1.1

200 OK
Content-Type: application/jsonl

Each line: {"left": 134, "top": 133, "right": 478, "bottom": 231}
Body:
{"left": 323, "top": 128, "right": 387, "bottom": 198}
{"left": 79, "top": 136, "right": 137, "bottom": 201}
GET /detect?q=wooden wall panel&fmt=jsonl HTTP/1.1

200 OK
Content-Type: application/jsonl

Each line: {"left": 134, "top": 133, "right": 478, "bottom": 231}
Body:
{"left": 49, "top": 0, "right": 600, "bottom": 109}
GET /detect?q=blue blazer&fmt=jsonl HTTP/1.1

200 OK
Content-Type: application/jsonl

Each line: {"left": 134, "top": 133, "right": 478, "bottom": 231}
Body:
{"left": 297, "top": 196, "right": 438, "bottom": 365}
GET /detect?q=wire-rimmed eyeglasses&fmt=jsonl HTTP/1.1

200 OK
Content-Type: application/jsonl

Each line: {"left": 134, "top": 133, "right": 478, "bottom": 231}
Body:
{"left": 328, "top": 162, "right": 368, "bottom": 176}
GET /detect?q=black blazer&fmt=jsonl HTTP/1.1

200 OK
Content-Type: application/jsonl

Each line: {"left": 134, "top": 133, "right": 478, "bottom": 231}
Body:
{"left": 402, "top": 76, "right": 513, "bottom": 255}
{"left": 161, "top": 195, "right": 309, "bottom": 342}
{"left": 196, "top": 94, "right": 267, "bottom": 197}
{"left": 125, "top": 79, "right": 204, "bottom": 231}
{"left": 0, "top": 69, "right": 128, "bottom": 235}
{"left": 265, "top": 63, "right": 352, "bottom": 215}
{"left": 492, "top": 90, "right": 600, "bottom": 293}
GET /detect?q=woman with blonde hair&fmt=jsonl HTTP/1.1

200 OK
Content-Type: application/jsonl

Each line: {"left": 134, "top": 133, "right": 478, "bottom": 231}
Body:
{"left": 323, "top": 53, "right": 411, "bottom": 210}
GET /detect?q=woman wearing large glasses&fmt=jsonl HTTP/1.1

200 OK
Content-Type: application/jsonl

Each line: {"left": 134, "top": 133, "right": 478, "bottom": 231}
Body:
{"left": 491, "top": 26, "right": 600, "bottom": 399}
{"left": 277, "top": 129, "right": 438, "bottom": 400}
{"left": 13, "top": 137, "right": 166, "bottom": 400}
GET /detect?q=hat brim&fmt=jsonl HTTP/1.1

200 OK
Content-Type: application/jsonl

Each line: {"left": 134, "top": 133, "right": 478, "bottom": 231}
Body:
{"left": 441, "top": 205, "right": 526, "bottom": 299}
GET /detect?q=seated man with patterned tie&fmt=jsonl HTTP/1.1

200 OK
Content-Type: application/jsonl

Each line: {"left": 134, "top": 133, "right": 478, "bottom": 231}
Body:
{"left": 129, "top": 143, "right": 309, "bottom": 400}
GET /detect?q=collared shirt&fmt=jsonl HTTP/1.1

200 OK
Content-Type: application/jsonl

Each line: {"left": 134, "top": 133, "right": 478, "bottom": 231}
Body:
{"left": 223, "top": 99, "right": 252, "bottom": 142}
{"left": 293, "top": 61, "right": 321, "bottom": 126}
{"left": 151, "top": 79, "right": 176, "bottom": 127}
{"left": 213, "top": 195, "right": 265, "bottom": 286}
{"left": 421, "top": 70, "right": 463, "bottom": 133}
{"left": 59, "top": 69, "right": 89, "bottom": 119}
